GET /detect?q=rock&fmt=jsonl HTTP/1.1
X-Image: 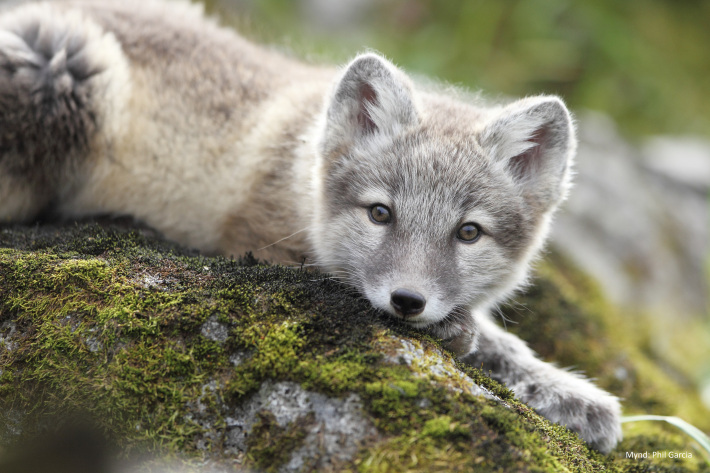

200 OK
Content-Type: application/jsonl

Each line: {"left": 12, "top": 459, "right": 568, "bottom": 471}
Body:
{"left": 552, "top": 112, "right": 709, "bottom": 317}
{"left": 227, "top": 381, "right": 375, "bottom": 471}
{"left": 643, "top": 136, "right": 710, "bottom": 191}
{"left": 201, "top": 315, "right": 231, "bottom": 344}
{"left": 0, "top": 222, "right": 708, "bottom": 472}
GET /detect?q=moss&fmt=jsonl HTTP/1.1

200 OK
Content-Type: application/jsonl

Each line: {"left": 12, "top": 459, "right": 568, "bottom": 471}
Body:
{"left": 356, "top": 387, "right": 599, "bottom": 473}
{"left": 502, "top": 249, "right": 710, "bottom": 470}
{"left": 300, "top": 356, "right": 371, "bottom": 395}
{"left": 0, "top": 221, "right": 708, "bottom": 472}
{"left": 421, "top": 415, "right": 471, "bottom": 440}
{"left": 246, "top": 411, "right": 311, "bottom": 472}
{"left": 503, "top": 249, "right": 710, "bottom": 425}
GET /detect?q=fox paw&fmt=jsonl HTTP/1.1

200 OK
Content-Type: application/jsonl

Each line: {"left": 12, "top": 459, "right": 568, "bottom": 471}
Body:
{"left": 522, "top": 380, "right": 622, "bottom": 454}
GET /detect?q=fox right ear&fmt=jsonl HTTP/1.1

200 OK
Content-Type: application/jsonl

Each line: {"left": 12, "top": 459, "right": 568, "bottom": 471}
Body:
{"left": 478, "top": 96, "right": 575, "bottom": 210}
{"left": 319, "top": 53, "right": 419, "bottom": 157}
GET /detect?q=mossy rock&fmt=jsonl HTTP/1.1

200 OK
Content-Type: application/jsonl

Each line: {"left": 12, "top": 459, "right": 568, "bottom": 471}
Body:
{"left": 0, "top": 221, "right": 707, "bottom": 472}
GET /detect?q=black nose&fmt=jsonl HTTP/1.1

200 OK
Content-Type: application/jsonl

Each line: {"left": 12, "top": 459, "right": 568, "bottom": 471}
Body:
{"left": 390, "top": 288, "right": 426, "bottom": 317}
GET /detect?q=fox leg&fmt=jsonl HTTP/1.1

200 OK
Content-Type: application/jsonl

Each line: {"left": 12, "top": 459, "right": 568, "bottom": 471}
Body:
{"left": 0, "top": 3, "right": 129, "bottom": 223}
{"left": 458, "top": 313, "right": 622, "bottom": 453}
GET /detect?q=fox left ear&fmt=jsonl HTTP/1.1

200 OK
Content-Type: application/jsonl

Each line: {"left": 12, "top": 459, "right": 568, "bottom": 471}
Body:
{"left": 319, "top": 53, "right": 420, "bottom": 158}
{"left": 479, "top": 96, "right": 575, "bottom": 210}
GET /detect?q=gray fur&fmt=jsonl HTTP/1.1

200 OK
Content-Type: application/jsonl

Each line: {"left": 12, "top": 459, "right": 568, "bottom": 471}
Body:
{"left": 320, "top": 53, "right": 419, "bottom": 159}
{"left": 461, "top": 314, "right": 622, "bottom": 453}
{"left": 0, "top": 3, "right": 106, "bottom": 217}
{"left": 478, "top": 96, "right": 575, "bottom": 211}
{"left": 0, "top": 0, "right": 621, "bottom": 454}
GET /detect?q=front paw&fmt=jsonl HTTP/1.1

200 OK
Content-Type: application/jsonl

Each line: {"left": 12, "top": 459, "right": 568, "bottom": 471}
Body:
{"left": 521, "top": 377, "right": 622, "bottom": 454}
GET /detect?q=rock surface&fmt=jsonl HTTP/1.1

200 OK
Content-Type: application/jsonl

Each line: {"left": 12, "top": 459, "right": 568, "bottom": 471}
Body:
{"left": 0, "top": 222, "right": 708, "bottom": 472}
{"left": 552, "top": 113, "right": 709, "bottom": 317}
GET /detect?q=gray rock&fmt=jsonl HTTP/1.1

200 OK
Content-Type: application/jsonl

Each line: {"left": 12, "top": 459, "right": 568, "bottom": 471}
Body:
{"left": 552, "top": 112, "right": 708, "bottom": 317}
{"left": 200, "top": 315, "right": 230, "bottom": 344}
{"left": 0, "top": 321, "right": 17, "bottom": 353}
{"left": 228, "top": 381, "right": 377, "bottom": 472}
{"left": 385, "top": 337, "right": 500, "bottom": 401}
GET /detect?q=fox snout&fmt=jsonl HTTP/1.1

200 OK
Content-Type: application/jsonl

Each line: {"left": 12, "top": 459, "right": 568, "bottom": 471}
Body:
{"left": 390, "top": 288, "right": 426, "bottom": 317}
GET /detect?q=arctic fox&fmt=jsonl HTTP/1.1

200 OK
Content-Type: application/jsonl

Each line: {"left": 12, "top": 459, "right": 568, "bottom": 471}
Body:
{"left": 0, "top": 0, "right": 621, "bottom": 453}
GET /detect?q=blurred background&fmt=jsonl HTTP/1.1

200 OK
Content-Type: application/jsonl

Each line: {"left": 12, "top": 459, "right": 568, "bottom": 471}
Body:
{"left": 201, "top": 0, "right": 710, "bottom": 411}
{"left": 204, "top": 0, "right": 710, "bottom": 137}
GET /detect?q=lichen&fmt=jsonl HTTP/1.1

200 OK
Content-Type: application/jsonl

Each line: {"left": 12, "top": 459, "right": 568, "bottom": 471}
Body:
{"left": 0, "top": 221, "right": 707, "bottom": 472}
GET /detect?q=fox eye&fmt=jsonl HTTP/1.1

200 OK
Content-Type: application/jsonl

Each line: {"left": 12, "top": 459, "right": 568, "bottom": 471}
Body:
{"left": 457, "top": 223, "right": 481, "bottom": 242}
{"left": 369, "top": 204, "right": 392, "bottom": 224}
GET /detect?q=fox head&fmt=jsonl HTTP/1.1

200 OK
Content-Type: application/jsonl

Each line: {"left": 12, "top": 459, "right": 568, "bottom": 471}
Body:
{"left": 309, "top": 53, "right": 575, "bottom": 340}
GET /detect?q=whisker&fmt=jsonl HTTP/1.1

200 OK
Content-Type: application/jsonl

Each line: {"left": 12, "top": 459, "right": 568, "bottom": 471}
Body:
{"left": 491, "top": 303, "right": 518, "bottom": 329}
{"left": 256, "top": 226, "right": 312, "bottom": 252}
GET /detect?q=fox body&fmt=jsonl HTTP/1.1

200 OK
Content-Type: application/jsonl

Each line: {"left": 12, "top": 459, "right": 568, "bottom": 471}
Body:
{"left": 0, "top": 0, "right": 621, "bottom": 452}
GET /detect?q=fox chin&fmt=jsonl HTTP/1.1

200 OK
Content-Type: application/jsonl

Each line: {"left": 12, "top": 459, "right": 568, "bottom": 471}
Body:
{"left": 0, "top": 0, "right": 622, "bottom": 453}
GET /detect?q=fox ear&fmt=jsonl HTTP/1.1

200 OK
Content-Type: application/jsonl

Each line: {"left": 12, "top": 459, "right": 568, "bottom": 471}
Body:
{"left": 319, "top": 53, "right": 419, "bottom": 157}
{"left": 479, "top": 96, "right": 575, "bottom": 209}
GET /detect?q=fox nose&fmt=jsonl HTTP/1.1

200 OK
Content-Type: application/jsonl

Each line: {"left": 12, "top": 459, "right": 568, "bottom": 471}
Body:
{"left": 390, "top": 288, "right": 426, "bottom": 317}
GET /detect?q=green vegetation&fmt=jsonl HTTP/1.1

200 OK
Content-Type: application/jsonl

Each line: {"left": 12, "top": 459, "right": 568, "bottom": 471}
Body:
{"left": 205, "top": 0, "right": 710, "bottom": 139}
{"left": 503, "top": 250, "right": 710, "bottom": 431}
{"left": 246, "top": 411, "right": 311, "bottom": 472}
{"left": 0, "top": 222, "right": 708, "bottom": 472}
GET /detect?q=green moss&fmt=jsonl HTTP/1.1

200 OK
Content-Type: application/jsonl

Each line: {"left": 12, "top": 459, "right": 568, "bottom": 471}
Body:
{"left": 357, "top": 388, "right": 599, "bottom": 473}
{"left": 502, "top": 249, "right": 710, "bottom": 470}
{"left": 421, "top": 415, "right": 469, "bottom": 440}
{"left": 359, "top": 435, "right": 475, "bottom": 473}
{"left": 0, "top": 369, "right": 14, "bottom": 398}
{"left": 246, "top": 411, "right": 311, "bottom": 472}
{"left": 1, "top": 222, "right": 708, "bottom": 472}
{"left": 301, "top": 356, "right": 370, "bottom": 395}
{"left": 504, "top": 250, "right": 710, "bottom": 424}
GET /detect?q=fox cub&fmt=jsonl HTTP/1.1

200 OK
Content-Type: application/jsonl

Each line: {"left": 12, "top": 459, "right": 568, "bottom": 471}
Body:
{"left": 0, "top": 0, "right": 621, "bottom": 453}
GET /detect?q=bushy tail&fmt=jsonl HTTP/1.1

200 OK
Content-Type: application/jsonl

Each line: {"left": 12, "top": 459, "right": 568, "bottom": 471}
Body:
{"left": 0, "top": 3, "right": 128, "bottom": 221}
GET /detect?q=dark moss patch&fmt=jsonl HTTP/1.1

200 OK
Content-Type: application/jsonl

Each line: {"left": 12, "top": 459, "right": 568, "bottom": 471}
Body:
{"left": 246, "top": 411, "right": 311, "bottom": 472}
